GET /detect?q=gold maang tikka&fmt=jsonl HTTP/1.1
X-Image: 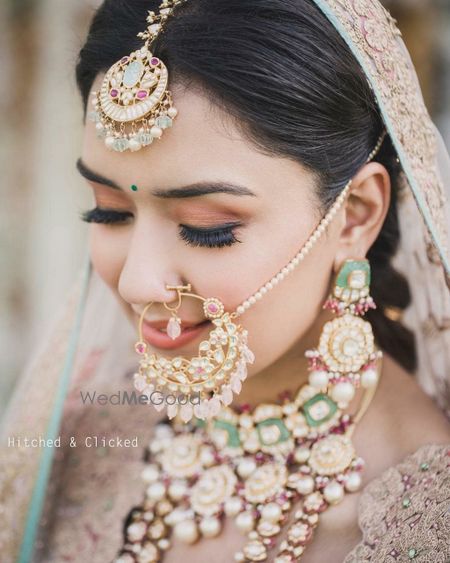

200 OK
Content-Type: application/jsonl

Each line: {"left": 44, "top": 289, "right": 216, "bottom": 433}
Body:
{"left": 89, "top": 0, "right": 186, "bottom": 153}
{"left": 133, "top": 133, "right": 387, "bottom": 423}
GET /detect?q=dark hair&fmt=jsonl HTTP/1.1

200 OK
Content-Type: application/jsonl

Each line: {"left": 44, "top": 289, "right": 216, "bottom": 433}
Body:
{"left": 76, "top": 0, "right": 416, "bottom": 372}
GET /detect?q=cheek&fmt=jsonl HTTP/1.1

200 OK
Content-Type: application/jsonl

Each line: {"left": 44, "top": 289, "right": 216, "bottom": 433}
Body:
{"left": 89, "top": 226, "right": 129, "bottom": 290}
{"left": 229, "top": 240, "right": 335, "bottom": 376}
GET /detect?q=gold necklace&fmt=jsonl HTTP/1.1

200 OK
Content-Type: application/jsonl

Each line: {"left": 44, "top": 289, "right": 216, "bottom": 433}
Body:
{"left": 114, "top": 359, "right": 380, "bottom": 563}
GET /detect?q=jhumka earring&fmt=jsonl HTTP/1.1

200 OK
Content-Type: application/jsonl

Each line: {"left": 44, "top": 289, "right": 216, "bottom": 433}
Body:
{"left": 89, "top": 0, "right": 186, "bottom": 153}
{"left": 307, "top": 258, "right": 381, "bottom": 408}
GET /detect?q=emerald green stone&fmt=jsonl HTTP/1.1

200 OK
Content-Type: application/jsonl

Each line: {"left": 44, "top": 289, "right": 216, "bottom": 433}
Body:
{"left": 336, "top": 259, "right": 370, "bottom": 288}
{"left": 130, "top": 184, "right": 138, "bottom": 192}
{"left": 194, "top": 418, "right": 206, "bottom": 428}
{"left": 402, "top": 497, "right": 411, "bottom": 508}
{"left": 256, "top": 418, "right": 290, "bottom": 446}
{"left": 408, "top": 548, "right": 418, "bottom": 559}
{"left": 303, "top": 394, "right": 338, "bottom": 427}
{"left": 420, "top": 462, "right": 429, "bottom": 471}
{"left": 214, "top": 419, "right": 241, "bottom": 448}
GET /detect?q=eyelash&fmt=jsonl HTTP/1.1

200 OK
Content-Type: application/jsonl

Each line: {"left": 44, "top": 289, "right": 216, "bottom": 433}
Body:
{"left": 81, "top": 207, "right": 133, "bottom": 224}
{"left": 81, "top": 207, "right": 242, "bottom": 248}
{"left": 178, "top": 224, "right": 241, "bottom": 248}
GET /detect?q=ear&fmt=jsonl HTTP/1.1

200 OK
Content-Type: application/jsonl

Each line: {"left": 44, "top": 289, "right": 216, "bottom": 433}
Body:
{"left": 333, "top": 162, "right": 391, "bottom": 271}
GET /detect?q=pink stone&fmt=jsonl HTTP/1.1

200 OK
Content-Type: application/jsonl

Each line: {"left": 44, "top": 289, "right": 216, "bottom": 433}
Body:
{"left": 136, "top": 90, "right": 148, "bottom": 99}
{"left": 150, "top": 57, "right": 160, "bottom": 66}
{"left": 120, "top": 56, "right": 129, "bottom": 64}
{"left": 110, "top": 88, "right": 119, "bottom": 98}
{"left": 135, "top": 341, "right": 147, "bottom": 354}
{"left": 208, "top": 303, "right": 218, "bottom": 312}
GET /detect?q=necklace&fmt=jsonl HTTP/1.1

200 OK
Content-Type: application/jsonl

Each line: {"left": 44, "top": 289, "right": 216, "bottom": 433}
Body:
{"left": 114, "top": 368, "right": 380, "bottom": 563}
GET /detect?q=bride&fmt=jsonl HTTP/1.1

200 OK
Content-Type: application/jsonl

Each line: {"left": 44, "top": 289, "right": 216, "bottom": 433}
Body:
{"left": 1, "top": 0, "right": 449, "bottom": 562}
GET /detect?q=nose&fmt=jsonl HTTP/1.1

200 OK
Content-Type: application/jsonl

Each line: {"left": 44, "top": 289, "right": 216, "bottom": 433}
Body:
{"left": 117, "top": 221, "right": 185, "bottom": 307}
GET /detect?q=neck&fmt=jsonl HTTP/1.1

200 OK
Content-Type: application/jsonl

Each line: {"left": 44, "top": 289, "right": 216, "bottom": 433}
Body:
{"left": 233, "top": 308, "right": 334, "bottom": 408}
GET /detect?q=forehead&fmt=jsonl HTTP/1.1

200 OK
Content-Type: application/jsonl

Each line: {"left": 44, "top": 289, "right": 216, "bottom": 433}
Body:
{"left": 82, "top": 75, "right": 316, "bottom": 204}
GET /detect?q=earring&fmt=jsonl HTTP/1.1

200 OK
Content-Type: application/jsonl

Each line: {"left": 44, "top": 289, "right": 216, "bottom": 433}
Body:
{"left": 306, "top": 259, "right": 381, "bottom": 409}
{"left": 134, "top": 284, "right": 255, "bottom": 423}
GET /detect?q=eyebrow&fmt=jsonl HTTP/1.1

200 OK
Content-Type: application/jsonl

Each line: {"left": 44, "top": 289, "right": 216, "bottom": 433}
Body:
{"left": 76, "top": 158, "right": 256, "bottom": 198}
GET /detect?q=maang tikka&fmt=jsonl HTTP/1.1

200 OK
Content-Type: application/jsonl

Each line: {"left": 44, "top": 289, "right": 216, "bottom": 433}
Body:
{"left": 89, "top": 0, "right": 186, "bottom": 153}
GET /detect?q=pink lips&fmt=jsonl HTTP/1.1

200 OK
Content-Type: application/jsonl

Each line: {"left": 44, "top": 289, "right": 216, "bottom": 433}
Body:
{"left": 141, "top": 319, "right": 212, "bottom": 350}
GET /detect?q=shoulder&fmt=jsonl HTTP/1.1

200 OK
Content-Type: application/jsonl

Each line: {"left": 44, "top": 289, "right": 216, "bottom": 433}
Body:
{"left": 375, "top": 353, "right": 450, "bottom": 449}
{"left": 344, "top": 444, "right": 450, "bottom": 563}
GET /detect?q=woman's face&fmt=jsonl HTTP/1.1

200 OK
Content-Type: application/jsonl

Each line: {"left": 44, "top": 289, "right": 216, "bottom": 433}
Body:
{"left": 79, "top": 77, "right": 342, "bottom": 376}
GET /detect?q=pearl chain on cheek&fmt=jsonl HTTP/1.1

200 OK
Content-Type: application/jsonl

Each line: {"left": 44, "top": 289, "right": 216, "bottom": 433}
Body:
{"left": 231, "top": 130, "right": 387, "bottom": 318}
{"left": 232, "top": 180, "right": 352, "bottom": 318}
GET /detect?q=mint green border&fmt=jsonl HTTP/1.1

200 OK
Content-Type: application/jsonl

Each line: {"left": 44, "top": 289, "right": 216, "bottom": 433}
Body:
{"left": 17, "top": 257, "right": 92, "bottom": 563}
{"left": 312, "top": 0, "right": 450, "bottom": 275}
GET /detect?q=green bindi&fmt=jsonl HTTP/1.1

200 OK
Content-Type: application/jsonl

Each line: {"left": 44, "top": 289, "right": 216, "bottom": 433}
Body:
{"left": 130, "top": 184, "right": 138, "bottom": 192}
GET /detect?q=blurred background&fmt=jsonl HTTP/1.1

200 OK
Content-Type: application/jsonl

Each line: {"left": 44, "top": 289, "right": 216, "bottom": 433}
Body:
{"left": 1, "top": 0, "right": 450, "bottom": 413}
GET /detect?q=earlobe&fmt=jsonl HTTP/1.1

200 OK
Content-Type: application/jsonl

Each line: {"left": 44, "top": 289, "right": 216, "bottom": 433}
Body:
{"left": 333, "top": 162, "right": 391, "bottom": 269}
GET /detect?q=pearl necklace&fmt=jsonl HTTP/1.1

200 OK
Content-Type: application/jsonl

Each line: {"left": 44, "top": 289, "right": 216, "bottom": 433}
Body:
{"left": 114, "top": 375, "right": 379, "bottom": 563}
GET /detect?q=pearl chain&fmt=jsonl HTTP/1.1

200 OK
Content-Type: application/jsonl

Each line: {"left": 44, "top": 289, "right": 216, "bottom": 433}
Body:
{"left": 232, "top": 131, "right": 386, "bottom": 318}
{"left": 233, "top": 181, "right": 352, "bottom": 318}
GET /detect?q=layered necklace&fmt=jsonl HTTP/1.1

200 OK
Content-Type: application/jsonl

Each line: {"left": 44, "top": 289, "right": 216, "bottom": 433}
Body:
{"left": 114, "top": 372, "right": 380, "bottom": 563}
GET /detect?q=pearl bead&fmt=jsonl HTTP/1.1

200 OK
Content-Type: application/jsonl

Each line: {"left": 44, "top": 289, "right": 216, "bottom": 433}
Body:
{"left": 296, "top": 475, "right": 315, "bottom": 495}
{"left": 345, "top": 471, "right": 362, "bottom": 492}
{"left": 174, "top": 520, "right": 198, "bottom": 543}
{"left": 146, "top": 482, "right": 166, "bottom": 501}
{"left": 261, "top": 502, "right": 282, "bottom": 523}
{"left": 287, "top": 263, "right": 295, "bottom": 272}
{"left": 234, "top": 553, "right": 245, "bottom": 562}
{"left": 331, "top": 381, "right": 355, "bottom": 404}
{"left": 128, "top": 138, "right": 142, "bottom": 152}
{"left": 237, "top": 458, "right": 257, "bottom": 478}
{"left": 199, "top": 516, "right": 221, "bottom": 538}
{"left": 294, "top": 447, "right": 311, "bottom": 463}
{"left": 224, "top": 496, "right": 243, "bottom": 517}
{"left": 237, "top": 306, "right": 245, "bottom": 315}
{"left": 141, "top": 464, "right": 160, "bottom": 483}
{"left": 276, "top": 272, "right": 283, "bottom": 281}
{"left": 309, "top": 370, "right": 329, "bottom": 389}
{"left": 236, "top": 511, "right": 255, "bottom": 532}
{"left": 168, "top": 480, "right": 187, "bottom": 501}
{"left": 361, "top": 368, "right": 378, "bottom": 388}
{"left": 266, "top": 282, "right": 273, "bottom": 290}
{"left": 167, "top": 106, "right": 178, "bottom": 118}
{"left": 260, "top": 287, "right": 268, "bottom": 295}
{"left": 249, "top": 296, "right": 256, "bottom": 304}
{"left": 150, "top": 125, "right": 163, "bottom": 138}
{"left": 272, "top": 277, "right": 279, "bottom": 285}
{"left": 255, "top": 292, "right": 262, "bottom": 300}
{"left": 323, "top": 481, "right": 344, "bottom": 504}
{"left": 105, "top": 136, "right": 115, "bottom": 150}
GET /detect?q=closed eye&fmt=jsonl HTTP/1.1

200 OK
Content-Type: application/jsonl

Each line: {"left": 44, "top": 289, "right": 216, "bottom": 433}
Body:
{"left": 178, "top": 223, "right": 242, "bottom": 248}
{"left": 81, "top": 207, "right": 133, "bottom": 224}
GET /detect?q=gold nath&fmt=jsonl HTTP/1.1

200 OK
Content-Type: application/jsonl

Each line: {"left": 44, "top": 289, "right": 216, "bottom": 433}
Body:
{"left": 89, "top": 1, "right": 186, "bottom": 153}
